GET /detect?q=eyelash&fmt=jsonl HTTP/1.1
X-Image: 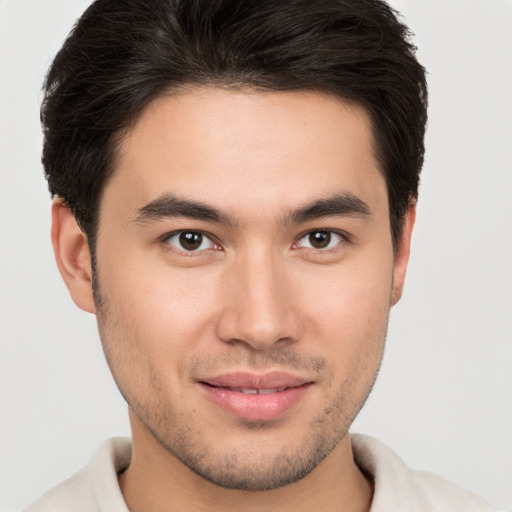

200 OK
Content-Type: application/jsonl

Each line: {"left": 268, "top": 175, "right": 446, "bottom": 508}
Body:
{"left": 161, "top": 229, "right": 348, "bottom": 254}
{"left": 293, "top": 230, "right": 346, "bottom": 251}
{"left": 162, "top": 231, "right": 221, "bottom": 254}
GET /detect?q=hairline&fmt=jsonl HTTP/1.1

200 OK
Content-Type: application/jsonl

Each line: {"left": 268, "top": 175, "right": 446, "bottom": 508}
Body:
{"left": 85, "top": 83, "right": 403, "bottom": 262}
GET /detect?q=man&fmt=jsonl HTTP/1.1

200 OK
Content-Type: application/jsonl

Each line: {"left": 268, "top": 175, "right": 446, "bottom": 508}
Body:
{"left": 21, "top": 0, "right": 500, "bottom": 510}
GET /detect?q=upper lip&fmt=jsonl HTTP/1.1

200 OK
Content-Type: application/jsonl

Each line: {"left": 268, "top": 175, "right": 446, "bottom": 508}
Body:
{"left": 199, "top": 371, "right": 311, "bottom": 389}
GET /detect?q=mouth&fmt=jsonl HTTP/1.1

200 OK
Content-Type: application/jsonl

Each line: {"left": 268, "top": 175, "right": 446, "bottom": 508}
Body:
{"left": 206, "top": 386, "right": 289, "bottom": 394}
{"left": 198, "top": 372, "right": 313, "bottom": 422}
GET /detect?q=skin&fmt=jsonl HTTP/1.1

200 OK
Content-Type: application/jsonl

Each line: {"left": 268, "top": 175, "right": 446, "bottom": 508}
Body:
{"left": 52, "top": 88, "right": 415, "bottom": 512}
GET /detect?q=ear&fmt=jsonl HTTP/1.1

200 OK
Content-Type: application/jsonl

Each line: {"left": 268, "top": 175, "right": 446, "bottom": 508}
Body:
{"left": 391, "top": 202, "right": 416, "bottom": 306}
{"left": 51, "top": 199, "right": 96, "bottom": 314}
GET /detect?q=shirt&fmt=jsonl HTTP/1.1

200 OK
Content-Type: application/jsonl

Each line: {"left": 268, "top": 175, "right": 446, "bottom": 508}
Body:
{"left": 24, "top": 434, "right": 498, "bottom": 511}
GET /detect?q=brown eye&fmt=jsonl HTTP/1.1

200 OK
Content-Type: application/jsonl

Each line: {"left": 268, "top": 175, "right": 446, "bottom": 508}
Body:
{"left": 165, "top": 231, "right": 216, "bottom": 252}
{"left": 309, "top": 231, "right": 331, "bottom": 248}
{"left": 179, "top": 232, "right": 203, "bottom": 250}
{"left": 297, "top": 230, "right": 343, "bottom": 250}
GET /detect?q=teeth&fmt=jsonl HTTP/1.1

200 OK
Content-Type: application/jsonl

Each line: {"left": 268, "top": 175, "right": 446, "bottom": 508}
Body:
{"left": 258, "top": 387, "right": 286, "bottom": 394}
{"left": 237, "top": 387, "right": 287, "bottom": 394}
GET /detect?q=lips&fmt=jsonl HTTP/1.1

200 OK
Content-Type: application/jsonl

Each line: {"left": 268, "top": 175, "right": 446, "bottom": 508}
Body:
{"left": 198, "top": 372, "right": 313, "bottom": 422}
{"left": 224, "top": 387, "right": 288, "bottom": 394}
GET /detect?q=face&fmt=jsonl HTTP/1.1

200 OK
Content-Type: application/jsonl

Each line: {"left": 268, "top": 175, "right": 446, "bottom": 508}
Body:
{"left": 86, "top": 88, "right": 408, "bottom": 490}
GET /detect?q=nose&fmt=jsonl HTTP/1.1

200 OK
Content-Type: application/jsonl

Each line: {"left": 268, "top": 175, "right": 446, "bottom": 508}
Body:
{"left": 215, "top": 251, "right": 302, "bottom": 351}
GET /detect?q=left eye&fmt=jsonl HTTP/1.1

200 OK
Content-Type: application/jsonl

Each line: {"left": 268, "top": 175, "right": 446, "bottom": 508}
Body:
{"left": 296, "top": 230, "right": 344, "bottom": 250}
{"left": 164, "top": 231, "right": 217, "bottom": 252}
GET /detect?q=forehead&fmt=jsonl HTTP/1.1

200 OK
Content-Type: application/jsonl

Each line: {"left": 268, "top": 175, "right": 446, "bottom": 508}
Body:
{"left": 106, "top": 87, "right": 386, "bottom": 220}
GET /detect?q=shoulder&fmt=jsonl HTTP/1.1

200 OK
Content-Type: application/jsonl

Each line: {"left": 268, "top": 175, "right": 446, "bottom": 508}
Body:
{"left": 24, "top": 438, "right": 131, "bottom": 512}
{"left": 351, "top": 434, "right": 499, "bottom": 512}
{"left": 24, "top": 468, "right": 95, "bottom": 512}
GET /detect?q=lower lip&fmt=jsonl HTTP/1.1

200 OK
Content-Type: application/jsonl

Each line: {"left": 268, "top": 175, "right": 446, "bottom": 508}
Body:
{"left": 199, "top": 383, "right": 312, "bottom": 422}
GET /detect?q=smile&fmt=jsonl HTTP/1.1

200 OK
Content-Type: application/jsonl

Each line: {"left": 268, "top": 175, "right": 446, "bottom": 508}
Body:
{"left": 198, "top": 372, "right": 313, "bottom": 422}
{"left": 212, "top": 386, "right": 289, "bottom": 394}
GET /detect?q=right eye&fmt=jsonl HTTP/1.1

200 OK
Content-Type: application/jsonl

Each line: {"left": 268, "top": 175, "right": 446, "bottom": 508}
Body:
{"left": 163, "top": 231, "right": 218, "bottom": 252}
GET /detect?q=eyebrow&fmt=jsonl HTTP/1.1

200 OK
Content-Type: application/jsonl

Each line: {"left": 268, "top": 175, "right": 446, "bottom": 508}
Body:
{"left": 286, "top": 193, "right": 371, "bottom": 225}
{"left": 133, "top": 192, "right": 370, "bottom": 226}
{"left": 134, "top": 194, "right": 236, "bottom": 226}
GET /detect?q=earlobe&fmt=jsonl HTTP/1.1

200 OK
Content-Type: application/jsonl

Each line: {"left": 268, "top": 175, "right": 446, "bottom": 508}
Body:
{"left": 391, "top": 202, "right": 416, "bottom": 306}
{"left": 51, "top": 199, "right": 96, "bottom": 314}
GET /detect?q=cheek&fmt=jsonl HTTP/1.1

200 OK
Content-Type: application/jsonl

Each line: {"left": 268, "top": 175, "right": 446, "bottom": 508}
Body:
{"left": 96, "top": 231, "right": 393, "bottom": 380}
{"left": 296, "top": 254, "right": 393, "bottom": 334}
{"left": 94, "top": 250, "right": 225, "bottom": 393}
{"left": 291, "top": 250, "right": 393, "bottom": 383}
{"left": 103, "top": 261, "right": 222, "bottom": 340}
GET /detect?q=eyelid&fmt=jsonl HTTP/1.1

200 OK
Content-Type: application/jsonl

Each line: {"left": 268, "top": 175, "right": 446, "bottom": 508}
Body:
{"left": 161, "top": 229, "right": 222, "bottom": 253}
{"left": 158, "top": 228, "right": 349, "bottom": 253}
{"left": 293, "top": 229, "right": 349, "bottom": 250}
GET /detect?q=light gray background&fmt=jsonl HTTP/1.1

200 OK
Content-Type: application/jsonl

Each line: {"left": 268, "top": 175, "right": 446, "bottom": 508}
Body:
{"left": 1, "top": 1, "right": 511, "bottom": 511}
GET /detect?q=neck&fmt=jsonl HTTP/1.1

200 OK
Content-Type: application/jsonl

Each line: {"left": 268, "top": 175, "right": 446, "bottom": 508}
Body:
{"left": 119, "top": 414, "right": 373, "bottom": 512}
